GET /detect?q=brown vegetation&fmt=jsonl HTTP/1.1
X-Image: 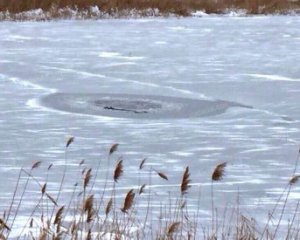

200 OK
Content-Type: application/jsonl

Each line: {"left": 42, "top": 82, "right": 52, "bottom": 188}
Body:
{"left": 1, "top": 139, "right": 300, "bottom": 239}
{"left": 0, "top": 0, "right": 300, "bottom": 18}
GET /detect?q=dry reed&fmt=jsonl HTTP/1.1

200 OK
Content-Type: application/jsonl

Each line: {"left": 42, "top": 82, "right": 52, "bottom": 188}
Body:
{"left": 212, "top": 162, "right": 227, "bottom": 181}
{"left": 156, "top": 171, "right": 169, "bottom": 181}
{"left": 31, "top": 161, "right": 42, "bottom": 170}
{"left": 1, "top": 0, "right": 299, "bottom": 20}
{"left": 109, "top": 143, "right": 119, "bottom": 156}
{"left": 84, "top": 168, "right": 92, "bottom": 189}
{"left": 41, "top": 183, "right": 46, "bottom": 195}
{"left": 211, "top": 162, "right": 227, "bottom": 235}
{"left": 54, "top": 206, "right": 64, "bottom": 225}
{"left": 84, "top": 195, "right": 95, "bottom": 223}
{"left": 139, "top": 184, "right": 146, "bottom": 195}
{"left": 84, "top": 195, "right": 94, "bottom": 213}
{"left": 180, "top": 166, "right": 191, "bottom": 195}
{"left": 139, "top": 158, "right": 146, "bottom": 170}
{"left": 66, "top": 136, "right": 74, "bottom": 148}
{"left": 113, "top": 160, "right": 123, "bottom": 182}
{"left": 2, "top": 138, "right": 300, "bottom": 239}
{"left": 289, "top": 175, "right": 300, "bottom": 185}
{"left": 105, "top": 198, "right": 113, "bottom": 216}
{"left": 167, "top": 222, "right": 180, "bottom": 237}
{"left": 121, "top": 189, "right": 135, "bottom": 213}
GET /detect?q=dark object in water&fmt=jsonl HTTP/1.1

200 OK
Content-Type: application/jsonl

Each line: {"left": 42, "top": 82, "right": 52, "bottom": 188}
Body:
{"left": 104, "top": 106, "right": 148, "bottom": 114}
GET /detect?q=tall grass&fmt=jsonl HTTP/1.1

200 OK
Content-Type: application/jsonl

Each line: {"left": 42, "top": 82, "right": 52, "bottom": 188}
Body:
{"left": 0, "top": 0, "right": 299, "bottom": 18}
{"left": 1, "top": 138, "right": 300, "bottom": 239}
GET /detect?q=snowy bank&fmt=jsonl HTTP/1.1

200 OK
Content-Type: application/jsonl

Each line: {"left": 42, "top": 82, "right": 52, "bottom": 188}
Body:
{"left": 1, "top": 6, "right": 300, "bottom": 21}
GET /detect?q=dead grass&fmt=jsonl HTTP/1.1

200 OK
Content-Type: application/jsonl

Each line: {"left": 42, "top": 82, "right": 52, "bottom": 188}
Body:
{"left": 1, "top": 138, "right": 300, "bottom": 239}
{"left": 0, "top": 0, "right": 300, "bottom": 19}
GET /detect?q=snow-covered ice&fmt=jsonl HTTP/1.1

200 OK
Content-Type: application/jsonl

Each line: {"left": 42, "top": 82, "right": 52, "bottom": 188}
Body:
{"left": 0, "top": 16, "right": 300, "bottom": 235}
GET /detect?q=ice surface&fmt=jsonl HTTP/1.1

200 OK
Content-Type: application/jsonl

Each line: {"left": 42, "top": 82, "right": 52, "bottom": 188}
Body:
{"left": 0, "top": 16, "right": 300, "bottom": 236}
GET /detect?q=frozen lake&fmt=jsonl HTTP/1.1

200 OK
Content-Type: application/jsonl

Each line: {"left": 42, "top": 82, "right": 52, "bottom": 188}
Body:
{"left": 1, "top": 16, "right": 300, "bottom": 235}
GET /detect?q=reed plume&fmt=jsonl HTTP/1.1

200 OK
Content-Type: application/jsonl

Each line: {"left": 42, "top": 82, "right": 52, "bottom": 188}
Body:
{"left": 29, "top": 218, "right": 33, "bottom": 228}
{"left": 156, "top": 170, "right": 168, "bottom": 181}
{"left": 48, "top": 164, "right": 53, "bottom": 171}
{"left": 289, "top": 175, "right": 300, "bottom": 185}
{"left": 105, "top": 198, "right": 113, "bottom": 216}
{"left": 211, "top": 162, "right": 227, "bottom": 233}
{"left": 113, "top": 160, "right": 123, "bottom": 182}
{"left": 139, "top": 158, "right": 146, "bottom": 170}
{"left": 66, "top": 136, "right": 74, "bottom": 148}
{"left": 121, "top": 189, "right": 135, "bottom": 213}
{"left": 212, "top": 162, "right": 227, "bottom": 181}
{"left": 31, "top": 161, "right": 42, "bottom": 170}
{"left": 167, "top": 222, "right": 180, "bottom": 236}
{"left": 79, "top": 159, "right": 85, "bottom": 166}
{"left": 84, "top": 168, "right": 92, "bottom": 189}
{"left": 84, "top": 195, "right": 94, "bottom": 223}
{"left": 41, "top": 183, "right": 46, "bottom": 195}
{"left": 84, "top": 195, "right": 94, "bottom": 213}
{"left": 54, "top": 206, "right": 64, "bottom": 225}
{"left": 181, "top": 166, "right": 191, "bottom": 195}
{"left": 109, "top": 143, "right": 119, "bottom": 155}
{"left": 139, "top": 184, "right": 146, "bottom": 195}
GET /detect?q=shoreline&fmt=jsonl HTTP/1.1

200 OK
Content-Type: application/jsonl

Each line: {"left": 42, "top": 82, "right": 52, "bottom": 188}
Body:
{"left": 1, "top": 6, "right": 300, "bottom": 21}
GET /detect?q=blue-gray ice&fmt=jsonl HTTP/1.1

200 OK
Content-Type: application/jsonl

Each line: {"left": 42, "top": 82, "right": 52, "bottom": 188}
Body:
{"left": 41, "top": 93, "right": 253, "bottom": 119}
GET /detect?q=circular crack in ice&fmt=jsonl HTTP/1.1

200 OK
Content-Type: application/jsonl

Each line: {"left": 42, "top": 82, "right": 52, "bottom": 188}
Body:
{"left": 40, "top": 93, "right": 252, "bottom": 119}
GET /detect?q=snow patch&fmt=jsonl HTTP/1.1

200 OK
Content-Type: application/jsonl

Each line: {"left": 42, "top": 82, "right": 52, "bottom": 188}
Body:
{"left": 1, "top": 7, "right": 300, "bottom": 20}
{"left": 245, "top": 74, "right": 300, "bottom": 82}
{"left": 223, "top": 9, "right": 248, "bottom": 17}
{"left": 191, "top": 10, "right": 209, "bottom": 17}
{"left": 89, "top": 5, "right": 101, "bottom": 16}
{"left": 99, "top": 51, "right": 145, "bottom": 60}
{"left": 0, "top": 7, "right": 164, "bottom": 21}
